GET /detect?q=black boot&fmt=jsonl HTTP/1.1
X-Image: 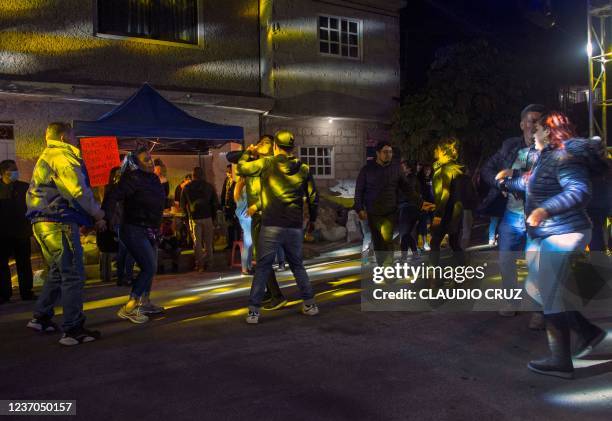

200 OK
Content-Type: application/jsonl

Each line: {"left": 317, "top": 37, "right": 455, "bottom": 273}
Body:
{"left": 528, "top": 312, "right": 574, "bottom": 379}
{"left": 567, "top": 311, "right": 606, "bottom": 358}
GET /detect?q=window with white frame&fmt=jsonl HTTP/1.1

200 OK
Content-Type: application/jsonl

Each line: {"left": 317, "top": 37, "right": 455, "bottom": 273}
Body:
{"left": 0, "top": 121, "right": 15, "bottom": 161}
{"left": 318, "top": 15, "right": 361, "bottom": 59}
{"left": 97, "top": 0, "right": 199, "bottom": 45}
{"left": 300, "top": 146, "right": 334, "bottom": 178}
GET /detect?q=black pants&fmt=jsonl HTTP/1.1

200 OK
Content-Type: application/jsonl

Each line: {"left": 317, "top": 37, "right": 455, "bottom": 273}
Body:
{"left": 399, "top": 206, "right": 419, "bottom": 256}
{"left": 0, "top": 237, "right": 34, "bottom": 300}
{"left": 251, "top": 212, "right": 284, "bottom": 299}
{"left": 367, "top": 213, "right": 395, "bottom": 266}
{"left": 428, "top": 223, "right": 464, "bottom": 267}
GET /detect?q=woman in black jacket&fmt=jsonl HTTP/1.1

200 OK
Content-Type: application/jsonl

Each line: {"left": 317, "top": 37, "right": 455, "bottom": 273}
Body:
{"left": 499, "top": 111, "right": 607, "bottom": 379}
{"left": 104, "top": 147, "right": 166, "bottom": 324}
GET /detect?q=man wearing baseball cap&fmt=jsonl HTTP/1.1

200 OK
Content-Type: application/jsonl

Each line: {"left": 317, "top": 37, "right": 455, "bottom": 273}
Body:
{"left": 237, "top": 130, "right": 319, "bottom": 324}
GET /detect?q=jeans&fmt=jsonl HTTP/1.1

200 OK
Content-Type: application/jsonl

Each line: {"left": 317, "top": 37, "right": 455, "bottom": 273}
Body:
{"left": 0, "top": 236, "right": 33, "bottom": 300}
{"left": 525, "top": 229, "right": 591, "bottom": 314}
{"left": 32, "top": 222, "right": 85, "bottom": 331}
{"left": 488, "top": 216, "right": 500, "bottom": 243}
{"left": 367, "top": 213, "right": 395, "bottom": 266}
{"left": 237, "top": 214, "right": 253, "bottom": 272}
{"left": 398, "top": 205, "right": 419, "bottom": 256}
{"left": 120, "top": 224, "right": 158, "bottom": 298}
{"left": 498, "top": 210, "right": 527, "bottom": 290}
{"left": 189, "top": 218, "right": 214, "bottom": 268}
{"left": 359, "top": 218, "right": 372, "bottom": 255}
{"left": 251, "top": 213, "right": 283, "bottom": 300}
{"left": 275, "top": 246, "right": 285, "bottom": 265}
{"left": 116, "top": 226, "right": 136, "bottom": 281}
{"left": 248, "top": 226, "right": 315, "bottom": 311}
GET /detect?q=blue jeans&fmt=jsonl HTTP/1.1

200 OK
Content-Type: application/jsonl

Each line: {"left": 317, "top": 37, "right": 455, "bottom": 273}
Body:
{"left": 248, "top": 226, "right": 315, "bottom": 311}
{"left": 498, "top": 210, "right": 527, "bottom": 290}
{"left": 525, "top": 229, "right": 591, "bottom": 314}
{"left": 33, "top": 222, "right": 86, "bottom": 332}
{"left": 237, "top": 214, "right": 253, "bottom": 272}
{"left": 488, "top": 216, "right": 500, "bottom": 243}
{"left": 120, "top": 224, "right": 158, "bottom": 298}
{"left": 116, "top": 226, "right": 136, "bottom": 281}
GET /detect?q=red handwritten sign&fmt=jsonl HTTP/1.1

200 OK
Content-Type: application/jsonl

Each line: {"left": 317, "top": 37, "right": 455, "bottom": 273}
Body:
{"left": 80, "top": 137, "right": 121, "bottom": 187}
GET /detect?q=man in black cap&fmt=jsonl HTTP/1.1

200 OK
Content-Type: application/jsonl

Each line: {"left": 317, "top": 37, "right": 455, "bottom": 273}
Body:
{"left": 227, "top": 135, "right": 287, "bottom": 310}
{"left": 237, "top": 130, "right": 319, "bottom": 324}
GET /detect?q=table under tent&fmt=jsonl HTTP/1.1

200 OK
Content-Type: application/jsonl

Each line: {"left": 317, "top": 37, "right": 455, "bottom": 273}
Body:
{"left": 73, "top": 83, "right": 244, "bottom": 281}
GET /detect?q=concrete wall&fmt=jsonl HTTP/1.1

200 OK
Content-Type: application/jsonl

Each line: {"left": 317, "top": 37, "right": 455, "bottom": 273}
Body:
{"left": 0, "top": 0, "right": 260, "bottom": 94}
{"left": 263, "top": 0, "right": 401, "bottom": 120}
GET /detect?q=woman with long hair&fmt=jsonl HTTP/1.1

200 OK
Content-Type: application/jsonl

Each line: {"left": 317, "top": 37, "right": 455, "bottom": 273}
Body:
{"left": 234, "top": 176, "right": 253, "bottom": 275}
{"left": 104, "top": 147, "right": 166, "bottom": 323}
{"left": 499, "top": 111, "right": 608, "bottom": 379}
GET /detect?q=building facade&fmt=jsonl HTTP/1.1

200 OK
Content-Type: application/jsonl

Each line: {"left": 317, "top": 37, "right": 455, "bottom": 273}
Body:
{"left": 0, "top": 0, "right": 401, "bottom": 191}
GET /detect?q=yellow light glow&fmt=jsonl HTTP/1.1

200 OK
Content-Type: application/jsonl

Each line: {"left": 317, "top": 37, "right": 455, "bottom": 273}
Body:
{"left": 0, "top": 31, "right": 106, "bottom": 55}
{"left": 331, "top": 288, "right": 362, "bottom": 297}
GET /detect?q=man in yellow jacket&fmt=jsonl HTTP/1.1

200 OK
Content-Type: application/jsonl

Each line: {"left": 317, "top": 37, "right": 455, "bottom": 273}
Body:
{"left": 26, "top": 122, "right": 106, "bottom": 346}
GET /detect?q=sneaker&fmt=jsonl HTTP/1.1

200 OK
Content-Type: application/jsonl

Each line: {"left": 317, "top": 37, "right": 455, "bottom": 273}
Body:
{"left": 527, "top": 359, "right": 574, "bottom": 379}
{"left": 59, "top": 327, "right": 101, "bottom": 346}
{"left": 423, "top": 243, "right": 431, "bottom": 251}
{"left": 528, "top": 312, "right": 545, "bottom": 330}
{"left": 246, "top": 310, "right": 260, "bottom": 324}
{"left": 302, "top": 303, "right": 319, "bottom": 316}
{"left": 27, "top": 318, "right": 59, "bottom": 333}
{"left": 263, "top": 298, "right": 288, "bottom": 311}
{"left": 275, "top": 263, "right": 286, "bottom": 272}
{"left": 117, "top": 305, "right": 149, "bottom": 324}
{"left": 139, "top": 301, "right": 165, "bottom": 315}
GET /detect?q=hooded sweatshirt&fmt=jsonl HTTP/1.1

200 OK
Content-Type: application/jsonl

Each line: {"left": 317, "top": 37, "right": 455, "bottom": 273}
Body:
{"left": 237, "top": 152, "right": 319, "bottom": 228}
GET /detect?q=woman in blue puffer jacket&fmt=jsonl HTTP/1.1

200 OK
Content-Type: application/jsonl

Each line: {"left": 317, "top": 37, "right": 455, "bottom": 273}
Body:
{"left": 498, "top": 111, "right": 608, "bottom": 379}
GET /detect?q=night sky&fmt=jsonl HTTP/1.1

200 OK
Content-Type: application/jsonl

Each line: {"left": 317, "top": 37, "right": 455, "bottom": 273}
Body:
{"left": 400, "top": 0, "right": 589, "bottom": 96}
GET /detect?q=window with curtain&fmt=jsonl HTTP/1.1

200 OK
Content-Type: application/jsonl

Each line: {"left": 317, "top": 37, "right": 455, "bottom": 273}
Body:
{"left": 97, "top": 0, "right": 198, "bottom": 45}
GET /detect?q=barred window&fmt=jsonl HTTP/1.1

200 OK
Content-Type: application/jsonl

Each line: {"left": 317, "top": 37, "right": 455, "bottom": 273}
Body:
{"left": 0, "top": 121, "right": 15, "bottom": 161}
{"left": 318, "top": 15, "right": 360, "bottom": 59}
{"left": 300, "top": 146, "right": 334, "bottom": 178}
{"left": 97, "top": 0, "right": 198, "bottom": 45}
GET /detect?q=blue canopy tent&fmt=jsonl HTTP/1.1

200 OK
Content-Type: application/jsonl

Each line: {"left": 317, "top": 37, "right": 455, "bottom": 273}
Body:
{"left": 73, "top": 83, "right": 244, "bottom": 153}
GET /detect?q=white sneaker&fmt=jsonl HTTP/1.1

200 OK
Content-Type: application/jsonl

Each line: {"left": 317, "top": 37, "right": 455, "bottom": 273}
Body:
{"left": 302, "top": 303, "right": 319, "bottom": 316}
{"left": 246, "top": 310, "right": 259, "bottom": 324}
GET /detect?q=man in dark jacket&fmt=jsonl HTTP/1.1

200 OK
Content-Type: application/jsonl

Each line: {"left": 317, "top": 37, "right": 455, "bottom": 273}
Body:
{"left": 228, "top": 135, "right": 287, "bottom": 309}
{"left": 480, "top": 103, "right": 546, "bottom": 318}
{"left": 429, "top": 137, "right": 465, "bottom": 270}
{"left": 181, "top": 167, "right": 219, "bottom": 271}
{"left": 0, "top": 160, "right": 35, "bottom": 303}
{"left": 238, "top": 131, "right": 319, "bottom": 324}
{"left": 354, "top": 141, "right": 434, "bottom": 266}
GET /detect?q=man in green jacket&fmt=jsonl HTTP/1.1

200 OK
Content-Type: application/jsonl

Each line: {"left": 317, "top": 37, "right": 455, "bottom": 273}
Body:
{"left": 237, "top": 131, "right": 319, "bottom": 324}
{"left": 227, "top": 135, "right": 286, "bottom": 310}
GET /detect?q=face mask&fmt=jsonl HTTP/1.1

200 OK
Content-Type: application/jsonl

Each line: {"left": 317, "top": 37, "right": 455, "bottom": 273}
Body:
{"left": 8, "top": 171, "right": 18, "bottom": 182}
